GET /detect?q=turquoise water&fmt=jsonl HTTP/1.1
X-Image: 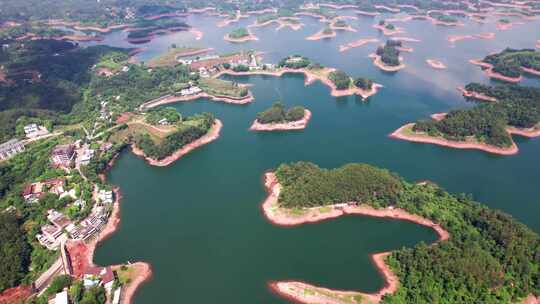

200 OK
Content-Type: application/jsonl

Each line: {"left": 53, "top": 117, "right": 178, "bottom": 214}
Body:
{"left": 93, "top": 11, "right": 540, "bottom": 303}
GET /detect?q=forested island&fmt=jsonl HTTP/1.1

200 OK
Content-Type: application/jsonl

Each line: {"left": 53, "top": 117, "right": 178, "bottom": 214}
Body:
{"left": 250, "top": 102, "right": 310, "bottom": 131}
{"left": 392, "top": 83, "right": 540, "bottom": 155}
{"left": 224, "top": 28, "right": 258, "bottom": 42}
{"left": 264, "top": 162, "right": 540, "bottom": 303}
{"left": 371, "top": 40, "right": 406, "bottom": 72}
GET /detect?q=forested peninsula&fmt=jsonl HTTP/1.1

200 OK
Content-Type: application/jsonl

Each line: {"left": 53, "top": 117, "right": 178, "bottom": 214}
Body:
{"left": 264, "top": 162, "right": 540, "bottom": 304}
{"left": 391, "top": 83, "right": 540, "bottom": 155}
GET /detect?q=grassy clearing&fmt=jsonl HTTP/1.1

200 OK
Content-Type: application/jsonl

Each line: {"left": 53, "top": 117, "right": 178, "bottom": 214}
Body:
{"left": 199, "top": 78, "right": 248, "bottom": 98}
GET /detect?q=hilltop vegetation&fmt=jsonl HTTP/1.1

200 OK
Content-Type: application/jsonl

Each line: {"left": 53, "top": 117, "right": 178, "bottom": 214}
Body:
{"left": 256, "top": 102, "right": 305, "bottom": 124}
{"left": 0, "top": 39, "right": 130, "bottom": 141}
{"left": 413, "top": 83, "right": 540, "bottom": 147}
{"left": 275, "top": 162, "right": 540, "bottom": 303}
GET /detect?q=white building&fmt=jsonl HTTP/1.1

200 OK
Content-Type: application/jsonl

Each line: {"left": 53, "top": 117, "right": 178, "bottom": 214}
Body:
{"left": 54, "top": 290, "right": 69, "bottom": 304}
{"left": 80, "top": 149, "right": 95, "bottom": 165}
{"left": 98, "top": 189, "right": 114, "bottom": 204}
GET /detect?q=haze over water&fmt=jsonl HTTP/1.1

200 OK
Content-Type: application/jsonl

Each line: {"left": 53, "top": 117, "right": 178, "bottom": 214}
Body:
{"left": 92, "top": 10, "right": 540, "bottom": 303}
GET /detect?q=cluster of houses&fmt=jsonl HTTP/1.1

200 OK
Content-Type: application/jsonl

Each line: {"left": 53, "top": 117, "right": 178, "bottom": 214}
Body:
{"left": 0, "top": 138, "right": 25, "bottom": 160}
{"left": 35, "top": 189, "right": 113, "bottom": 250}
{"left": 22, "top": 178, "right": 69, "bottom": 203}
{"left": 36, "top": 209, "right": 72, "bottom": 250}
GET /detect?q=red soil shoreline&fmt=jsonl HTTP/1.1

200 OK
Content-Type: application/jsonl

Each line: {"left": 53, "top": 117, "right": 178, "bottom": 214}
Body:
{"left": 262, "top": 172, "right": 449, "bottom": 303}
{"left": 389, "top": 123, "right": 519, "bottom": 155}
{"left": 249, "top": 109, "right": 311, "bottom": 131}
{"left": 469, "top": 59, "right": 523, "bottom": 83}
{"left": 457, "top": 86, "right": 497, "bottom": 102}
{"left": 139, "top": 91, "right": 254, "bottom": 110}
{"left": 131, "top": 119, "right": 222, "bottom": 167}
{"left": 306, "top": 28, "right": 336, "bottom": 40}
{"left": 447, "top": 32, "right": 495, "bottom": 44}
{"left": 213, "top": 69, "right": 382, "bottom": 100}
{"left": 339, "top": 38, "right": 379, "bottom": 52}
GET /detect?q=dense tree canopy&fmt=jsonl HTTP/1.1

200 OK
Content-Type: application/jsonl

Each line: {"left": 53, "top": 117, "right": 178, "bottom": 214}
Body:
{"left": 328, "top": 70, "right": 351, "bottom": 90}
{"left": 0, "top": 213, "right": 31, "bottom": 292}
{"left": 376, "top": 41, "right": 401, "bottom": 66}
{"left": 255, "top": 102, "right": 305, "bottom": 124}
{"left": 414, "top": 83, "right": 540, "bottom": 147}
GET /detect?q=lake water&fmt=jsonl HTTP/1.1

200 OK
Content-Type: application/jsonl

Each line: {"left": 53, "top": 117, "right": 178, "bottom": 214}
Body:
{"left": 92, "top": 10, "right": 540, "bottom": 303}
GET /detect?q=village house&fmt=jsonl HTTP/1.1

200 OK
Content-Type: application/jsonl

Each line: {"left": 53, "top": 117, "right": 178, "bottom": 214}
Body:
{"left": 98, "top": 189, "right": 114, "bottom": 204}
{"left": 22, "top": 178, "right": 66, "bottom": 203}
{"left": 80, "top": 149, "right": 95, "bottom": 165}
{"left": 51, "top": 144, "right": 76, "bottom": 168}
{"left": 84, "top": 266, "right": 115, "bottom": 292}
{"left": 0, "top": 139, "right": 25, "bottom": 160}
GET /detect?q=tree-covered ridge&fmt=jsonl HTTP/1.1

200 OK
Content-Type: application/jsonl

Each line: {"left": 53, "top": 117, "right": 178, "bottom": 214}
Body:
{"left": 413, "top": 83, "right": 540, "bottom": 147}
{"left": 126, "top": 19, "right": 190, "bottom": 40}
{"left": 135, "top": 112, "right": 215, "bottom": 160}
{"left": 256, "top": 102, "right": 305, "bottom": 124}
{"left": 277, "top": 55, "right": 312, "bottom": 69}
{"left": 274, "top": 162, "right": 540, "bottom": 302}
{"left": 483, "top": 48, "right": 540, "bottom": 78}
{"left": 376, "top": 40, "right": 401, "bottom": 66}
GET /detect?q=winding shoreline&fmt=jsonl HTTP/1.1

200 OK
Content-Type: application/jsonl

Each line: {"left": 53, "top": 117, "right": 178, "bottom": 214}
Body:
{"left": 389, "top": 123, "right": 519, "bottom": 155}
{"left": 66, "top": 188, "right": 153, "bottom": 304}
{"left": 249, "top": 109, "right": 311, "bottom": 131}
{"left": 224, "top": 28, "right": 259, "bottom": 43}
{"left": 469, "top": 59, "right": 523, "bottom": 83}
{"left": 339, "top": 38, "right": 379, "bottom": 52}
{"left": 213, "top": 69, "right": 382, "bottom": 100}
{"left": 139, "top": 91, "right": 254, "bottom": 110}
{"left": 262, "top": 172, "right": 449, "bottom": 303}
{"left": 131, "top": 119, "right": 222, "bottom": 167}
{"left": 306, "top": 28, "right": 336, "bottom": 40}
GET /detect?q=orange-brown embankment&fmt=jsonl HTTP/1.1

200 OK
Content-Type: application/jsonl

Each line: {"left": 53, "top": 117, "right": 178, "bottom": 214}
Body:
{"left": 457, "top": 86, "right": 497, "bottom": 102}
{"left": 339, "top": 38, "right": 379, "bottom": 52}
{"left": 389, "top": 123, "right": 519, "bottom": 155}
